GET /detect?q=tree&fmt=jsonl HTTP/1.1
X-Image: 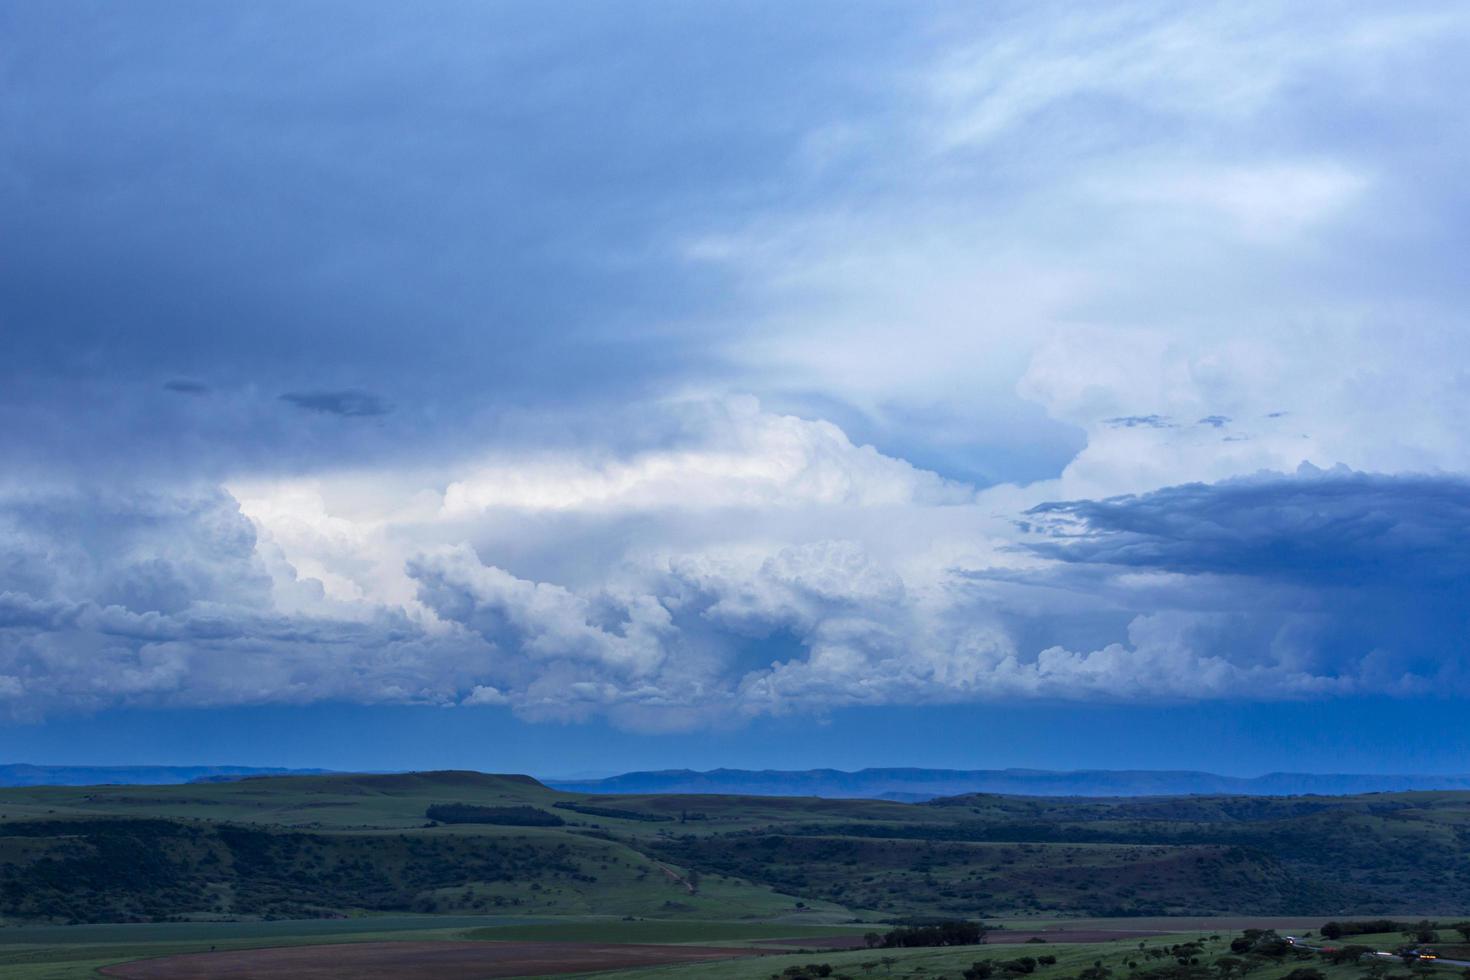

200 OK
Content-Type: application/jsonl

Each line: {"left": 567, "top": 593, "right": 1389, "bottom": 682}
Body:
{"left": 1454, "top": 924, "right": 1470, "bottom": 943}
{"left": 1403, "top": 922, "right": 1440, "bottom": 944}
{"left": 1214, "top": 956, "right": 1245, "bottom": 978}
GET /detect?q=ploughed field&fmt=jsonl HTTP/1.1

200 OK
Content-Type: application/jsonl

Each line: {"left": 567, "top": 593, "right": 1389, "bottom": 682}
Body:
{"left": 1, "top": 770, "right": 1469, "bottom": 926}
{"left": 98, "top": 939, "right": 752, "bottom": 979}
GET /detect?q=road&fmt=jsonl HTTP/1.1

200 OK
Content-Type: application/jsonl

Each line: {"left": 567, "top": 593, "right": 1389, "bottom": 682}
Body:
{"left": 1285, "top": 937, "right": 1470, "bottom": 969}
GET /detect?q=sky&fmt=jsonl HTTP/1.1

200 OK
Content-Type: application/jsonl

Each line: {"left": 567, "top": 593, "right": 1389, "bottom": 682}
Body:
{"left": 3, "top": 1, "right": 1470, "bottom": 776}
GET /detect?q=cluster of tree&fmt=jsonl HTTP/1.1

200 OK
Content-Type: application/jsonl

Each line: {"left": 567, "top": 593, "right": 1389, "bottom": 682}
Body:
{"left": 1229, "top": 930, "right": 1292, "bottom": 958}
{"left": 770, "top": 963, "right": 848, "bottom": 980}
{"left": 867, "top": 920, "right": 988, "bottom": 948}
{"left": 551, "top": 801, "right": 674, "bottom": 822}
{"left": 1322, "top": 918, "right": 1470, "bottom": 944}
{"left": 1321, "top": 921, "right": 1409, "bottom": 940}
{"left": 1319, "top": 945, "right": 1378, "bottom": 965}
{"left": 424, "top": 804, "right": 564, "bottom": 827}
{"left": 962, "top": 955, "right": 1057, "bottom": 978}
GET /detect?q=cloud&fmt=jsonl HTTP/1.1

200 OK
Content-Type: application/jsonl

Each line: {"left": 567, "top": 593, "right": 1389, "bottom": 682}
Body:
{"left": 1105, "top": 415, "right": 1174, "bottom": 429}
{"left": 1024, "top": 465, "right": 1470, "bottom": 589}
{"left": 163, "top": 380, "right": 210, "bottom": 395}
{"left": 8, "top": 403, "right": 1466, "bottom": 727}
{"left": 1014, "top": 466, "right": 1470, "bottom": 694}
{"left": 280, "top": 390, "right": 391, "bottom": 418}
{"left": 5, "top": 4, "right": 1470, "bottom": 729}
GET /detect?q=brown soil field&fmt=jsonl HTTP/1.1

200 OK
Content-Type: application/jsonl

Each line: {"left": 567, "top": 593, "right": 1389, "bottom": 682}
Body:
{"left": 100, "top": 940, "right": 757, "bottom": 979}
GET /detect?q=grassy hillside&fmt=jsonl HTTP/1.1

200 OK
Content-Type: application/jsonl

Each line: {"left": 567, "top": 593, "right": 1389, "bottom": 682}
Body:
{"left": 1, "top": 772, "right": 1467, "bottom": 925}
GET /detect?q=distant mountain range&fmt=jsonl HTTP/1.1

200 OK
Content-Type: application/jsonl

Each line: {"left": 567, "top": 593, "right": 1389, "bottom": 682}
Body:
{"left": 547, "top": 767, "right": 1470, "bottom": 800}
{"left": 0, "top": 764, "right": 335, "bottom": 787}
{"left": 8, "top": 763, "right": 1470, "bottom": 797}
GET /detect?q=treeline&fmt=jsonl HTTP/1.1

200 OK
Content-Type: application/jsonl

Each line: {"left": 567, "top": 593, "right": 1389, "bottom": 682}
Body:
{"left": 552, "top": 801, "right": 673, "bottom": 822}
{"left": 1321, "top": 919, "right": 1470, "bottom": 942}
{"left": 867, "top": 920, "right": 988, "bottom": 948}
{"left": 962, "top": 954, "right": 1058, "bottom": 979}
{"left": 424, "top": 804, "right": 564, "bottom": 827}
{"left": 779, "top": 821, "right": 1314, "bottom": 853}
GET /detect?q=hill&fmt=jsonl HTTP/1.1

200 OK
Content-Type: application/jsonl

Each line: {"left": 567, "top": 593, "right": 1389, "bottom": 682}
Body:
{"left": 2, "top": 772, "right": 1468, "bottom": 925}
{"left": 547, "top": 767, "right": 1470, "bottom": 800}
{"left": 0, "top": 764, "right": 337, "bottom": 787}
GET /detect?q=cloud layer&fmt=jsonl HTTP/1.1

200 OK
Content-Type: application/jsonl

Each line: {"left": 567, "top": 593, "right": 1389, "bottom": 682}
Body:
{"left": 3, "top": 411, "right": 1467, "bottom": 725}
{"left": 4, "top": 2, "right": 1470, "bottom": 726}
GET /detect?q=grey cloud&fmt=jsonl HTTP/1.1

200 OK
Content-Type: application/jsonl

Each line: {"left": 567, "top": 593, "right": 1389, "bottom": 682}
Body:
{"left": 163, "top": 379, "right": 210, "bottom": 395}
{"left": 1103, "top": 415, "right": 1174, "bottom": 429}
{"left": 1197, "top": 415, "right": 1230, "bottom": 428}
{"left": 281, "top": 390, "right": 391, "bottom": 418}
{"left": 1024, "top": 465, "right": 1470, "bottom": 589}
{"left": 1016, "top": 467, "right": 1470, "bottom": 692}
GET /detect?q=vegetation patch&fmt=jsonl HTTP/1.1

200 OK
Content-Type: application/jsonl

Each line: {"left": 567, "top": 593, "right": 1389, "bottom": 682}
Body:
{"left": 424, "top": 803, "right": 565, "bottom": 827}
{"left": 553, "top": 801, "right": 675, "bottom": 822}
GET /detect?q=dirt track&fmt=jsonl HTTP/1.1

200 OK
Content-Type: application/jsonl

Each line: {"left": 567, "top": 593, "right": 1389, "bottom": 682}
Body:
{"left": 100, "top": 940, "right": 755, "bottom": 979}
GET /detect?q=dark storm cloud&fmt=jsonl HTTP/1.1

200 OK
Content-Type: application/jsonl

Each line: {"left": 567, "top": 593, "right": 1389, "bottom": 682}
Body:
{"left": 281, "top": 390, "right": 390, "bottom": 418}
{"left": 1008, "top": 468, "right": 1470, "bottom": 694}
{"left": 1025, "top": 466, "right": 1470, "bottom": 590}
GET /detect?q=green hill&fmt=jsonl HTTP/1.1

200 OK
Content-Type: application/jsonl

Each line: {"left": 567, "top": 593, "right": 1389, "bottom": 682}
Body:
{"left": 1, "top": 773, "right": 1467, "bottom": 925}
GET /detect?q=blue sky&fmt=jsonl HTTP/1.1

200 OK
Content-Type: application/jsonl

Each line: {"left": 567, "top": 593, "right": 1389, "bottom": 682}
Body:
{"left": 3, "top": 1, "right": 1470, "bottom": 774}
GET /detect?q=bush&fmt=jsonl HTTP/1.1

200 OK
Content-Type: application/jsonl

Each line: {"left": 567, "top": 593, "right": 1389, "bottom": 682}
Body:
{"left": 1285, "top": 970, "right": 1325, "bottom": 980}
{"left": 1321, "top": 945, "right": 1375, "bottom": 965}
